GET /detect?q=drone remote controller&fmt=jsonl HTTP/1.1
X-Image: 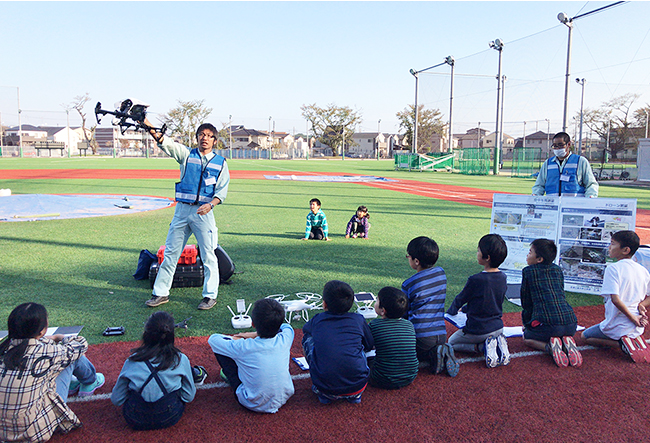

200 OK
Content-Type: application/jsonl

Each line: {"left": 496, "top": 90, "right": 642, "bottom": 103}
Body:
{"left": 227, "top": 299, "right": 252, "bottom": 329}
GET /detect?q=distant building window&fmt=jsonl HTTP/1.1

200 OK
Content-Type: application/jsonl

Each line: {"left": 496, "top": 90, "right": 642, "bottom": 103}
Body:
{"left": 368, "top": 139, "right": 371, "bottom": 142}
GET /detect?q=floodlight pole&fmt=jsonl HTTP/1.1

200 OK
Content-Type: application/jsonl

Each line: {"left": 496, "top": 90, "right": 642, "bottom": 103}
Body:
{"left": 446, "top": 56, "right": 455, "bottom": 152}
{"left": 558, "top": 2, "right": 624, "bottom": 132}
{"left": 490, "top": 39, "right": 504, "bottom": 174}
{"left": 576, "top": 78, "right": 586, "bottom": 154}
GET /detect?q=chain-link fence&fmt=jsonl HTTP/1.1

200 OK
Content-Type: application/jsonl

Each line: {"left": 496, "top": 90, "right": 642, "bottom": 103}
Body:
{"left": 456, "top": 148, "right": 491, "bottom": 175}
{"left": 511, "top": 147, "right": 542, "bottom": 178}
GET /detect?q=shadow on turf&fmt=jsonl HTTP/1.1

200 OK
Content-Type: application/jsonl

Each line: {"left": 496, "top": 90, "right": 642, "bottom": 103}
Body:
{"left": 0, "top": 236, "right": 143, "bottom": 254}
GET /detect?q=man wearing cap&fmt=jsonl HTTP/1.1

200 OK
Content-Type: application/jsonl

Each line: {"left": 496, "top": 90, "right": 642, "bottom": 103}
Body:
{"left": 144, "top": 118, "right": 230, "bottom": 310}
{"left": 532, "top": 132, "right": 598, "bottom": 198}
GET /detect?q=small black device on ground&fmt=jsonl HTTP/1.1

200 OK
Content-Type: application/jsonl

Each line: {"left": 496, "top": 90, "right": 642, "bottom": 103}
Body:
{"left": 103, "top": 326, "right": 125, "bottom": 336}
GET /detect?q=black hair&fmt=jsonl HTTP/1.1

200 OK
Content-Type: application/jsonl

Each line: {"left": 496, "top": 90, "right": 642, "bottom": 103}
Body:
{"left": 611, "top": 230, "right": 640, "bottom": 256}
{"left": 530, "top": 238, "right": 557, "bottom": 265}
{"left": 478, "top": 234, "right": 508, "bottom": 268}
{"left": 310, "top": 198, "right": 321, "bottom": 207}
{"left": 357, "top": 205, "right": 369, "bottom": 219}
{"left": 251, "top": 298, "right": 285, "bottom": 338}
{"left": 0, "top": 303, "right": 48, "bottom": 370}
{"left": 552, "top": 132, "right": 571, "bottom": 144}
{"left": 377, "top": 287, "right": 408, "bottom": 319}
{"left": 407, "top": 236, "right": 439, "bottom": 268}
{"left": 322, "top": 280, "right": 355, "bottom": 314}
{"left": 129, "top": 311, "right": 181, "bottom": 371}
{"left": 195, "top": 123, "right": 218, "bottom": 141}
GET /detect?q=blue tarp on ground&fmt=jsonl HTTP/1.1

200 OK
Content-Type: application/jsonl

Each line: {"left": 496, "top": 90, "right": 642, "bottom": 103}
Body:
{"left": 0, "top": 194, "right": 173, "bottom": 222}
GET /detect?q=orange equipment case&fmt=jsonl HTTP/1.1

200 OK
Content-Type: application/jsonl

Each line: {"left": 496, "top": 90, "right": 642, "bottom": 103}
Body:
{"left": 157, "top": 244, "right": 198, "bottom": 265}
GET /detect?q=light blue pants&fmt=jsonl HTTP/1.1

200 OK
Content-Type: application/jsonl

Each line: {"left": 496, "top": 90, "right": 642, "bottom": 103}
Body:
{"left": 153, "top": 202, "right": 219, "bottom": 299}
{"left": 55, "top": 355, "right": 97, "bottom": 402}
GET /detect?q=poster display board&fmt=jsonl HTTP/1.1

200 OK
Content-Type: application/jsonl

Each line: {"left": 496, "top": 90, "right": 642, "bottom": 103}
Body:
{"left": 490, "top": 194, "right": 636, "bottom": 294}
{"left": 558, "top": 197, "right": 636, "bottom": 294}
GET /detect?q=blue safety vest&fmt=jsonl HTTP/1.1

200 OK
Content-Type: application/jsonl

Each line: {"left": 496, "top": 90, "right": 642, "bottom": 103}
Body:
{"left": 545, "top": 153, "right": 585, "bottom": 196}
{"left": 175, "top": 149, "right": 225, "bottom": 204}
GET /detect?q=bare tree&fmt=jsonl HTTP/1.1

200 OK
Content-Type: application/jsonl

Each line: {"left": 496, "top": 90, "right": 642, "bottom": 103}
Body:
{"left": 582, "top": 93, "right": 640, "bottom": 160}
{"left": 67, "top": 93, "right": 99, "bottom": 154}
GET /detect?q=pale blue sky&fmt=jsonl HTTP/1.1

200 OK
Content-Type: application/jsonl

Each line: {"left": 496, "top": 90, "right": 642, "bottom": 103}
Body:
{"left": 1, "top": 1, "right": 649, "bottom": 139}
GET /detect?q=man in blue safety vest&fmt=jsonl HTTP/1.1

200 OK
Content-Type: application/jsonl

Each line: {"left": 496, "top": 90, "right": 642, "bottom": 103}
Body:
{"left": 532, "top": 132, "right": 598, "bottom": 198}
{"left": 144, "top": 118, "right": 230, "bottom": 310}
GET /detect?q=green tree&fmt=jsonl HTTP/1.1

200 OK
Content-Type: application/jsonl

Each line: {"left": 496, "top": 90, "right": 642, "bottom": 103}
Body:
{"left": 161, "top": 99, "right": 213, "bottom": 148}
{"left": 396, "top": 104, "right": 446, "bottom": 153}
{"left": 581, "top": 93, "right": 640, "bottom": 160}
{"left": 301, "top": 104, "right": 362, "bottom": 156}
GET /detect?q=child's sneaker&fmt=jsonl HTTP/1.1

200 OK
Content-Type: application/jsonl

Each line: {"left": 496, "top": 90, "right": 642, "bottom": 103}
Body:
{"left": 496, "top": 334, "right": 510, "bottom": 366}
{"left": 346, "top": 396, "right": 362, "bottom": 404}
{"left": 78, "top": 373, "right": 105, "bottom": 397}
{"left": 631, "top": 336, "right": 650, "bottom": 363}
{"left": 219, "top": 368, "right": 229, "bottom": 382}
{"left": 561, "top": 336, "right": 583, "bottom": 367}
{"left": 68, "top": 376, "right": 80, "bottom": 397}
{"left": 619, "top": 336, "right": 645, "bottom": 363}
{"left": 443, "top": 343, "right": 460, "bottom": 377}
{"left": 484, "top": 336, "right": 499, "bottom": 368}
{"left": 548, "top": 337, "right": 569, "bottom": 367}
{"left": 192, "top": 365, "right": 208, "bottom": 385}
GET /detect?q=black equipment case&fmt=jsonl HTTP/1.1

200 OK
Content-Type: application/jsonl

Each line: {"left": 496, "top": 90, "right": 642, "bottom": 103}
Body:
{"left": 148, "top": 245, "right": 236, "bottom": 288}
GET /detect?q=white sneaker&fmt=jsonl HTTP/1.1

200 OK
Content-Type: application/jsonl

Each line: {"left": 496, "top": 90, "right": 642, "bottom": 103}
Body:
{"left": 484, "top": 336, "right": 499, "bottom": 368}
{"left": 496, "top": 334, "right": 510, "bottom": 366}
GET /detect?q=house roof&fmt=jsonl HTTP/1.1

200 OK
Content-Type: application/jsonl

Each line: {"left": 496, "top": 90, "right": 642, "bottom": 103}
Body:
{"left": 524, "top": 131, "right": 550, "bottom": 139}
{"left": 231, "top": 127, "right": 268, "bottom": 137}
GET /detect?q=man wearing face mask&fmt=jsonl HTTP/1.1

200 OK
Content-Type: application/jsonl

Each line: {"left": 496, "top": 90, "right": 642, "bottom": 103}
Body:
{"left": 532, "top": 132, "right": 598, "bottom": 198}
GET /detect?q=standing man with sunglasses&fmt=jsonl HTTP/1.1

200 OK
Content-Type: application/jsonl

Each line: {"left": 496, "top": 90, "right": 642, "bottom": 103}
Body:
{"left": 532, "top": 132, "right": 598, "bottom": 198}
{"left": 144, "top": 117, "right": 230, "bottom": 310}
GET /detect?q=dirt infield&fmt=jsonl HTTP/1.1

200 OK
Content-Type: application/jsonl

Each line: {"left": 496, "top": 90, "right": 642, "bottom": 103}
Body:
{"left": 49, "top": 306, "right": 650, "bottom": 443}
{"left": 4, "top": 169, "right": 650, "bottom": 243}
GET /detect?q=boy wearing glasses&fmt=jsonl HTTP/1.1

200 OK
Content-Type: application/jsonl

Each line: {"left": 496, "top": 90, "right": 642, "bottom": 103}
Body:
{"left": 532, "top": 131, "right": 598, "bottom": 198}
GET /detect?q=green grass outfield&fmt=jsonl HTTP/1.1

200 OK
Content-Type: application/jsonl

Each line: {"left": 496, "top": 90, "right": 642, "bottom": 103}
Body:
{"left": 1, "top": 157, "right": 648, "bottom": 344}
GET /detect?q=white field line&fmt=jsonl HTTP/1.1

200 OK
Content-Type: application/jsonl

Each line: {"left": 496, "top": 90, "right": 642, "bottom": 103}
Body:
{"left": 67, "top": 345, "right": 598, "bottom": 404}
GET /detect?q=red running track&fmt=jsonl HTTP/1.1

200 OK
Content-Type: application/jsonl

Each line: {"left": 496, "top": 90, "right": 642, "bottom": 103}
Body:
{"left": 49, "top": 307, "right": 650, "bottom": 443}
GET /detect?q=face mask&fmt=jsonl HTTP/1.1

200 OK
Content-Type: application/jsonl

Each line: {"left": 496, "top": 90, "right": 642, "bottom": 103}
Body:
{"left": 553, "top": 148, "right": 567, "bottom": 158}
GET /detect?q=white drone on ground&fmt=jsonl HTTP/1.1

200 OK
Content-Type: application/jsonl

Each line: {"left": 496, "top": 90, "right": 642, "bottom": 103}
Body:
{"left": 266, "top": 292, "right": 323, "bottom": 323}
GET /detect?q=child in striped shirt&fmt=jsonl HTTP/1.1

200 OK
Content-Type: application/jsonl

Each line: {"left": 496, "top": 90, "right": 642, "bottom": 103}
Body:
{"left": 402, "top": 237, "right": 449, "bottom": 368}
{"left": 368, "top": 287, "right": 418, "bottom": 389}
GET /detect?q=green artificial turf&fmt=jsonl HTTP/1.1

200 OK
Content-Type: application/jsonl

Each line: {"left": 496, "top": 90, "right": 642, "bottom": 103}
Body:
{"left": 1, "top": 157, "right": 645, "bottom": 344}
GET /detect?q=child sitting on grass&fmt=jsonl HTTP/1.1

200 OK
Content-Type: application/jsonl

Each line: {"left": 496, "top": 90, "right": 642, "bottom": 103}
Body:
{"left": 345, "top": 205, "right": 370, "bottom": 239}
{"left": 303, "top": 198, "right": 329, "bottom": 241}
{"left": 111, "top": 311, "right": 202, "bottom": 430}
{"left": 302, "top": 280, "right": 374, "bottom": 404}
{"left": 520, "top": 239, "right": 581, "bottom": 368}
{"left": 447, "top": 234, "right": 510, "bottom": 368}
{"left": 403, "top": 236, "right": 458, "bottom": 375}
{"left": 368, "top": 287, "right": 419, "bottom": 389}
{"left": 582, "top": 230, "right": 650, "bottom": 363}
{"left": 0, "top": 303, "right": 104, "bottom": 443}
{"left": 209, "top": 298, "right": 294, "bottom": 413}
